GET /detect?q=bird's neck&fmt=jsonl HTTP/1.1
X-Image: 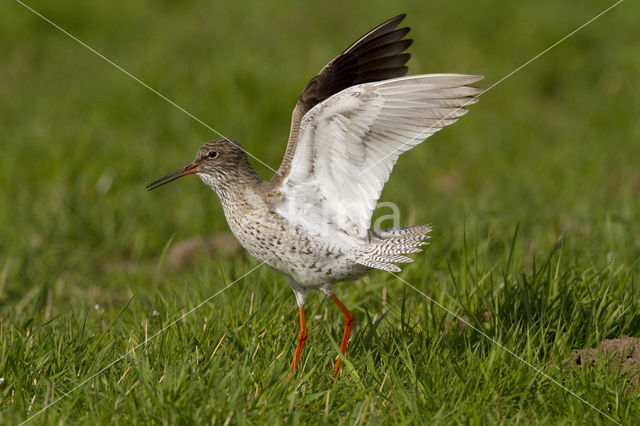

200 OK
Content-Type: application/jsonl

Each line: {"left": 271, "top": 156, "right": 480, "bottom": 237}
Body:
{"left": 200, "top": 162, "right": 263, "bottom": 209}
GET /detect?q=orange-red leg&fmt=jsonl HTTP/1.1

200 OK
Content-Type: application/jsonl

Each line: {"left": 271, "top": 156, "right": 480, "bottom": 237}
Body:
{"left": 289, "top": 306, "right": 307, "bottom": 375}
{"left": 330, "top": 295, "right": 354, "bottom": 376}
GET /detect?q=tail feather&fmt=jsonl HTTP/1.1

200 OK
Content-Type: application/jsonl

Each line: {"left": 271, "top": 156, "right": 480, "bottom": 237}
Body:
{"left": 357, "top": 224, "right": 431, "bottom": 272}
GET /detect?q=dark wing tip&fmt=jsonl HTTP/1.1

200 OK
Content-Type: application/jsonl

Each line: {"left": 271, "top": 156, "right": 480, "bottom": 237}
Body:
{"left": 389, "top": 13, "right": 407, "bottom": 25}
{"left": 386, "top": 14, "right": 407, "bottom": 28}
{"left": 299, "top": 15, "right": 413, "bottom": 109}
{"left": 343, "top": 14, "right": 409, "bottom": 55}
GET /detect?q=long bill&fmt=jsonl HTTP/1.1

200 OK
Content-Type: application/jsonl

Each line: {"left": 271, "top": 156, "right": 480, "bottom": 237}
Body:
{"left": 146, "top": 162, "right": 200, "bottom": 191}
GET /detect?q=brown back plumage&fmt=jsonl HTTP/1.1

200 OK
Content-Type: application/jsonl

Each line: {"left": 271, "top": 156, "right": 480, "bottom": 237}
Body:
{"left": 270, "top": 14, "right": 413, "bottom": 185}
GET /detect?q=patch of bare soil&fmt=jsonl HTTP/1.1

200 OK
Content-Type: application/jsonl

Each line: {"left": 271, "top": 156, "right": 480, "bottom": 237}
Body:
{"left": 572, "top": 336, "right": 640, "bottom": 390}
{"left": 167, "top": 234, "right": 242, "bottom": 267}
{"left": 434, "top": 171, "right": 462, "bottom": 195}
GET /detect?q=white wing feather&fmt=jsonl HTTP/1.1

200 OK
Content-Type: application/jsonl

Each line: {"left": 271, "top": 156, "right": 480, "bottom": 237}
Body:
{"left": 274, "top": 74, "right": 482, "bottom": 242}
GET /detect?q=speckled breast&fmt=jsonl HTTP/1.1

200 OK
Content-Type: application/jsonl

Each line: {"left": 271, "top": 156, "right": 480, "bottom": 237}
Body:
{"left": 220, "top": 199, "right": 370, "bottom": 287}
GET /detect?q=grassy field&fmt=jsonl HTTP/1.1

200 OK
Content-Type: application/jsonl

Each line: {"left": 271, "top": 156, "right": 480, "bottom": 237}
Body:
{"left": 2, "top": 0, "right": 639, "bottom": 423}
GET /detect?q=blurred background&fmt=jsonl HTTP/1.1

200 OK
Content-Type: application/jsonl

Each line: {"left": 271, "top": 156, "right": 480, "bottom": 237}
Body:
{"left": 1, "top": 0, "right": 638, "bottom": 319}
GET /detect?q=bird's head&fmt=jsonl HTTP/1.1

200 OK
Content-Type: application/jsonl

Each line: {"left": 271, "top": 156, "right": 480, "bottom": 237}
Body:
{"left": 146, "top": 137, "right": 250, "bottom": 191}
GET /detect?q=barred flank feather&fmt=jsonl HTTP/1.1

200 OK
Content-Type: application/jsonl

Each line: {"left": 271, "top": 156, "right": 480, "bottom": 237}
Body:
{"left": 357, "top": 225, "right": 432, "bottom": 272}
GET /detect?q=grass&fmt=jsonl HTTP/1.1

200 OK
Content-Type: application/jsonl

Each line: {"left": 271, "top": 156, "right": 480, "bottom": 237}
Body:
{"left": 1, "top": 0, "right": 639, "bottom": 423}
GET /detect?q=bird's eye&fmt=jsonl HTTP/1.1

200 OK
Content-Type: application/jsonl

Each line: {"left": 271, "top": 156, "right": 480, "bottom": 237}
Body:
{"left": 207, "top": 151, "right": 218, "bottom": 159}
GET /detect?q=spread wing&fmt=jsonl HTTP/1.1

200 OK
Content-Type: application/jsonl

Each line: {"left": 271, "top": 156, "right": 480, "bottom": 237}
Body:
{"left": 272, "top": 14, "right": 413, "bottom": 185}
{"left": 273, "top": 74, "right": 483, "bottom": 240}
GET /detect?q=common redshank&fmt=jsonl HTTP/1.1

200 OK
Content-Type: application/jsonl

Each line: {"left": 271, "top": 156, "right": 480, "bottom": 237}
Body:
{"left": 147, "top": 14, "right": 482, "bottom": 376}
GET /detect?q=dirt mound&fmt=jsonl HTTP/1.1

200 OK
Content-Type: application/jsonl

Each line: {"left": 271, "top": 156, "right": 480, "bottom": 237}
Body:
{"left": 572, "top": 336, "right": 640, "bottom": 388}
{"left": 167, "top": 234, "right": 242, "bottom": 267}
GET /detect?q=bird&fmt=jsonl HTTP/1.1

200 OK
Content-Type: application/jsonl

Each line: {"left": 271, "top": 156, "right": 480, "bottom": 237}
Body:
{"left": 147, "top": 14, "right": 482, "bottom": 376}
